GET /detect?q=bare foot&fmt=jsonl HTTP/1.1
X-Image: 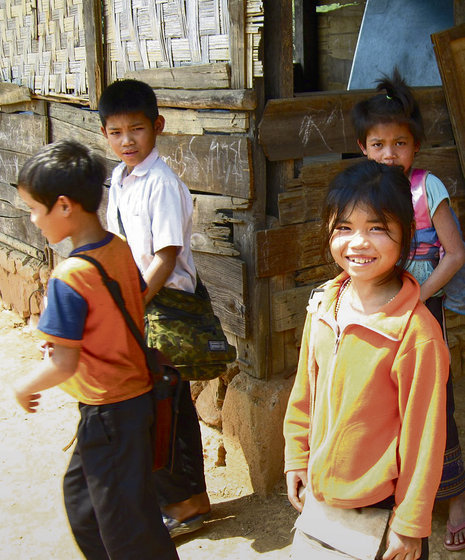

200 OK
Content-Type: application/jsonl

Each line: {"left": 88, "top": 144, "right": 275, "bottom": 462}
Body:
{"left": 445, "top": 491, "right": 465, "bottom": 550}
{"left": 163, "top": 491, "right": 210, "bottom": 522}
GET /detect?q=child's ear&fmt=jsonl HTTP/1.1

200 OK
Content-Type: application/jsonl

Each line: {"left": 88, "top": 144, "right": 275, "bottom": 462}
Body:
{"left": 357, "top": 139, "right": 368, "bottom": 156}
{"left": 414, "top": 141, "right": 420, "bottom": 155}
{"left": 56, "top": 195, "right": 73, "bottom": 216}
{"left": 101, "top": 125, "right": 108, "bottom": 138}
{"left": 154, "top": 115, "right": 165, "bottom": 134}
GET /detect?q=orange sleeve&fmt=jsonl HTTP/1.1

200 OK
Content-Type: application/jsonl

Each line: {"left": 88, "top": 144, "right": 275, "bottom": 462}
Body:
{"left": 391, "top": 337, "right": 448, "bottom": 537}
{"left": 284, "top": 312, "right": 313, "bottom": 473}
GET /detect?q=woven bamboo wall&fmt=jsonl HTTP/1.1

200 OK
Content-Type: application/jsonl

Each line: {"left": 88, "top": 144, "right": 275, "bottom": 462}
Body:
{"left": 104, "top": 0, "right": 263, "bottom": 87}
{"left": 0, "top": 0, "right": 87, "bottom": 98}
{"left": 0, "top": 1, "right": 263, "bottom": 98}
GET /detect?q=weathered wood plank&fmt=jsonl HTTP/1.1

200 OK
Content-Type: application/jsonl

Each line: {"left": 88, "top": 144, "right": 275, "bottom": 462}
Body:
{"left": 83, "top": 0, "right": 104, "bottom": 110}
{"left": 432, "top": 24, "right": 465, "bottom": 179}
{"left": 0, "top": 83, "right": 31, "bottom": 106}
{"left": 0, "top": 99, "right": 47, "bottom": 116}
{"left": 0, "top": 112, "right": 47, "bottom": 155}
{"left": 125, "top": 63, "right": 231, "bottom": 90}
{"left": 162, "top": 108, "right": 249, "bottom": 135}
{"left": 0, "top": 182, "right": 45, "bottom": 252}
{"left": 272, "top": 284, "right": 316, "bottom": 332}
{"left": 279, "top": 147, "right": 465, "bottom": 226}
{"left": 259, "top": 87, "right": 453, "bottom": 161}
{"left": 158, "top": 135, "right": 252, "bottom": 198}
{"left": 155, "top": 88, "right": 257, "bottom": 110}
{"left": 0, "top": 148, "right": 30, "bottom": 186}
{"left": 256, "top": 220, "right": 323, "bottom": 278}
{"left": 229, "top": 0, "right": 246, "bottom": 89}
{"left": 191, "top": 194, "right": 246, "bottom": 256}
{"left": 193, "top": 251, "right": 247, "bottom": 338}
{"left": 48, "top": 111, "right": 114, "bottom": 160}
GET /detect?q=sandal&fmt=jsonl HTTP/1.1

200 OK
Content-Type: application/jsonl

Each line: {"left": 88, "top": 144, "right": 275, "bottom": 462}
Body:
{"left": 163, "top": 512, "right": 208, "bottom": 538}
{"left": 444, "top": 520, "right": 465, "bottom": 551}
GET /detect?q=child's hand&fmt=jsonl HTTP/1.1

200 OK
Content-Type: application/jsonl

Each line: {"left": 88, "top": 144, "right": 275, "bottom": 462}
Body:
{"left": 286, "top": 469, "right": 308, "bottom": 512}
{"left": 15, "top": 386, "right": 41, "bottom": 413}
{"left": 382, "top": 528, "right": 422, "bottom": 560}
{"left": 39, "top": 341, "right": 54, "bottom": 359}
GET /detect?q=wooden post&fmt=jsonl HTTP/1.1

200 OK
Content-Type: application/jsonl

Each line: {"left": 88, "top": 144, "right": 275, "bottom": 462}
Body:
{"left": 261, "top": 1, "right": 295, "bottom": 378}
{"left": 229, "top": 0, "right": 246, "bottom": 89}
{"left": 83, "top": 0, "right": 104, "bottom": 110}
{"left": 455, "top": 0, "right": 465, "bottom": 25}
{"left": 294, "top": 0, "right": 318, "bottom": 92}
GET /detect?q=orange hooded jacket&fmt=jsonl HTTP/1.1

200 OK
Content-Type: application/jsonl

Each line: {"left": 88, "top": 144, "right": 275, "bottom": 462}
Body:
{"left": 284, "top": 271, "right": 448, "bottom": 538}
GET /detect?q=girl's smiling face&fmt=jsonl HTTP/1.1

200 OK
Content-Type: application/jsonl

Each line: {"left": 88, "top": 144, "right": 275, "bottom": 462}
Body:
{"left": 359, "top": 122, "right": 419, "bottom": 174}
{"left": 330, "top": 203, "right": 403, "bottom": 287}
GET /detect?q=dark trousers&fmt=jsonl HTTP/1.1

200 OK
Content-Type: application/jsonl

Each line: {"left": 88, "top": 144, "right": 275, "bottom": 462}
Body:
{"left": 426, "top": 297, "right": 465, "bottom": 499}
{"left": 63, "top": 392, "right": 179, "bottom": 560}
{"left": 153, "top": 380, "right": 207, "bottom": 505}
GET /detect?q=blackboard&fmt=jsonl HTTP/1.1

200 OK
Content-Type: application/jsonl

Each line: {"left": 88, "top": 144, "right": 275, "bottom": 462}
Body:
{"left": 348, "top": 0, "right": 454, "bottom": 89}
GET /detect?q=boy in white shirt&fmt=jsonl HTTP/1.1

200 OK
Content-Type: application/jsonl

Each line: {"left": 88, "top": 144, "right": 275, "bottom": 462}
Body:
{"left": 99, "top": 79, "right": 210, "bottom": 537}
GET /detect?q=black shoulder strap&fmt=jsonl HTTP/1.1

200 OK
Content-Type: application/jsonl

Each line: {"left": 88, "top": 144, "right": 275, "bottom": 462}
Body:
{"left": 71, "top": 253, "right": 146, "bottom": 353}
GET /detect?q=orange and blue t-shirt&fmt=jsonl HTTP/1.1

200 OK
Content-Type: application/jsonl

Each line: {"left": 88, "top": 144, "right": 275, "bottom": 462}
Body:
{"left": 37, "top": 233, "right": 152, "bottom": 405}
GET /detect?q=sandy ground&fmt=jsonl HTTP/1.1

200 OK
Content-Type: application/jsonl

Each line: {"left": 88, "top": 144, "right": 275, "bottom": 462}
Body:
{"left": 0, "top": 307, "right": 464, "bottom": 559}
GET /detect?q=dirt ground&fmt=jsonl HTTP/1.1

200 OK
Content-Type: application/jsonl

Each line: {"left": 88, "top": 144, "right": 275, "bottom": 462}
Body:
{"left": 0, "top": 307, "right": 464, "bottom": 559}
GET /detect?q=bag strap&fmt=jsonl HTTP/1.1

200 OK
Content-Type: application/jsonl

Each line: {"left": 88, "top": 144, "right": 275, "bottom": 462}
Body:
{"left": 72, "top": 253, "right": 148, "bottom": 354}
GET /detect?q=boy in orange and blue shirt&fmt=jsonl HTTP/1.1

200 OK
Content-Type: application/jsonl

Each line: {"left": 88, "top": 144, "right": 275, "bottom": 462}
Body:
{"left": 14, "top": 140, "right": 178, "bottom": 559}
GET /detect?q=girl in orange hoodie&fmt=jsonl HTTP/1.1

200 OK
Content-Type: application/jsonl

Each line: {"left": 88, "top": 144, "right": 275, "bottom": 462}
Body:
{"left": 284, "top": 160, "right": 449, "bottom": 560}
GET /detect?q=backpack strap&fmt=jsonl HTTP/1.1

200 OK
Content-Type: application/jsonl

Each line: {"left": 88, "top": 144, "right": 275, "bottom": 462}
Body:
{"left": 410, "top": 168, "right": 431, "bottom": 229}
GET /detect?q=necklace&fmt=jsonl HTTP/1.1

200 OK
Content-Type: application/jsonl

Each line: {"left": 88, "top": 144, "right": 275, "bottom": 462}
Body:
{"left": 334, "top": 278, "right": 351, "bottom": 319}
{"left": 335, "top": 278, "right": 398, "bottom": 319}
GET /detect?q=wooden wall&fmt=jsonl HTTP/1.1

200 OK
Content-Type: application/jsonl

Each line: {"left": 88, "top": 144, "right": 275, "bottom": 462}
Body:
{"left": 0, "top": 75, "right": 256, "bottom": 355}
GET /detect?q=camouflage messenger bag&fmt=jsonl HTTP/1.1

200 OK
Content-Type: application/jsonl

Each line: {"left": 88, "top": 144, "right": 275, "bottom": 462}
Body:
{"left": 145, "top": 278, "right": 236, "bottom": 381}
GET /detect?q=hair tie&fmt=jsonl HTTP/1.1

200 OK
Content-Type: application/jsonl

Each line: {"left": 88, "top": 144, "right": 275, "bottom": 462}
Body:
{"left": 386, "top": 95, "right": 392, "bottom": 100}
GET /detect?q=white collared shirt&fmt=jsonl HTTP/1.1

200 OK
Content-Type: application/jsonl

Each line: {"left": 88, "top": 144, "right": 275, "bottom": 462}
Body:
{"left": 107, "top": 147, "right": 196, "bottom": 292}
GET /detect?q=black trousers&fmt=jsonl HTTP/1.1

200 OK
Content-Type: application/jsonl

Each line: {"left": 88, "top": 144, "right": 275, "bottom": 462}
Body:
{"left": 63, "top": 392, "right": 178, "bottom": 560}
{"left": 425, "top": 297, "right": 465, "bottom": 499}
{"left": 153, "top": 380, "right": 207, "bottom": 505}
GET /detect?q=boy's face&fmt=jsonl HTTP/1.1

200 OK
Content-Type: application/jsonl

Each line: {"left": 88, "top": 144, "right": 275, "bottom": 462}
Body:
{"left": 18, "top": 188, "right": 71, "bottom": 245}
{"left": 102, "top": 111, "right": 164, "bottom": 173}
{"left": 359, "top": 122, "right": 419, "bottom": 174}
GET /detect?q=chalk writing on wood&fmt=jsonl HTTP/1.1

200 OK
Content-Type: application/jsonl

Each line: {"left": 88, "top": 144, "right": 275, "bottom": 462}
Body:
{"left": 158, "top": 135, "right": 251, "bottom": 198}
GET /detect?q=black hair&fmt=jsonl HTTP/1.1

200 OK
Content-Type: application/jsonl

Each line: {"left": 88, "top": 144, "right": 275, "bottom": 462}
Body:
{"left": 321, "top": 159, "right": 414, "bottom": 272}
{"left": 17, "top": 140, "right": 106, "bottom": 213}
{"left": 98, "top": 79, "right": 159, "bottom": 127}
{"left": 351, "top": 68, "right": 424, "bottom": 147}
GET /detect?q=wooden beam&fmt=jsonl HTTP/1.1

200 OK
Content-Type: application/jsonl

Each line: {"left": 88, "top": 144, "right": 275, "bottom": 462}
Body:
{"left": 125, "top": 63, "right": 231, "bottom": 90}
{"left": 432, "top": 24, "right": 465, "bottom": 180}
{"left": 228, "top": 0, "right": 246, "bottom": 89}
{"left": 0, "top": 83, "right": 31, "bottom": 106}
{"left": 263, "top": 0, "right": 293, "bottom": 99}
{"left": 259, "top": 87, "right": 453, "bottom": 161}
{"left": 83, "top": 0, "right": 104, "bottom": 110}
{"left": 154, "top": 88, "right": 257, "bottom": 110}
{"left": 263, "top": 0, "right": 294, "bottom": 218}
{"left": 293, "top": 0, "right": 318, "bottom": 92}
